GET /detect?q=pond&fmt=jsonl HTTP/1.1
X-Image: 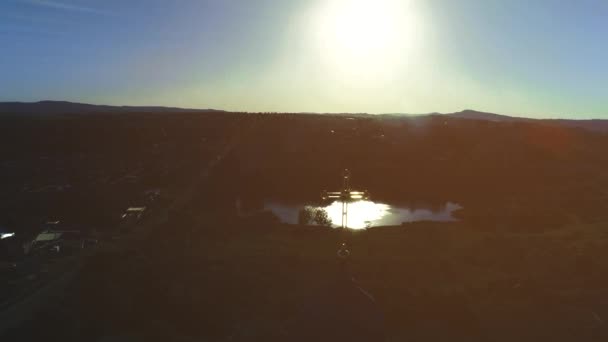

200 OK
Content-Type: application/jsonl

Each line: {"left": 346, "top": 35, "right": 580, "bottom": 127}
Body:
{"left": 240, "top": 200, "right": 462, "bottom": 229}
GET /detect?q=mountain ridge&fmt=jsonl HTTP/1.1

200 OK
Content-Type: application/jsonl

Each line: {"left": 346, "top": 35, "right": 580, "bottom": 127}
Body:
{"left": 448, "top": 109, "right": 608, "bottom": 132}
{"left": 1, "top": 101, "right": 607, "bottom": 132}
{"left": 0, "top": 100, "right": 222, "bottom": 115}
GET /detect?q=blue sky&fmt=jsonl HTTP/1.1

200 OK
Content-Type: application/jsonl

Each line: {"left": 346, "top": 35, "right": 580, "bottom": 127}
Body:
{"left": 0, "top": 0, "right": 606, "bottom": 118}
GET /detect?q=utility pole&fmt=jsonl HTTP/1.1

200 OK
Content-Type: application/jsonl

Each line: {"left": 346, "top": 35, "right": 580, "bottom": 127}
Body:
{"left": 322, "top": 169, "right": 370, "bottom": 267}
{"left": 321, "top": 169, "right": 370, "bottom": 229}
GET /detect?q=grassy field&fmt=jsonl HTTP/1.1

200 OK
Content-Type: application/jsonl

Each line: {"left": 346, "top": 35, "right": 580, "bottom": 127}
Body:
{"left": 8, "top": 214, "right": 607, "bottom": 341}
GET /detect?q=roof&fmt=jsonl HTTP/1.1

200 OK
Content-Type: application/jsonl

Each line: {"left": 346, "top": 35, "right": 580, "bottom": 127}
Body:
{"left": 1, "top": 233, "right": 15, "bottom": 240}
{"left": 35, "top": 232, "right": 62, "bottom": 242}
{"left": 34, "top": 230, "right": 80, "bottom": 242}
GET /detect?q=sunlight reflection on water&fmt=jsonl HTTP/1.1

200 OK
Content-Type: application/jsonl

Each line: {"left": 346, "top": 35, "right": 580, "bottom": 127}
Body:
{"left": 265, "top": 200, "right": 462, "bottom": 229}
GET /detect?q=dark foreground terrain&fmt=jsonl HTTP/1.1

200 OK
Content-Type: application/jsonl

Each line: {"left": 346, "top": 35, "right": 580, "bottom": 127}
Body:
{"left": 5, "top": 219, "right": 608, "bottom": 341}
{"left": 2, "top": 104, "right": 608, "bottom": 341}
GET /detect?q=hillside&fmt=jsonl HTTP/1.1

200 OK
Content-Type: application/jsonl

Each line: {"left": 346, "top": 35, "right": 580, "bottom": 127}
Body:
{"left": 0, "top": 101, "right": 222, "bottom": 115}
{"left": 2, "top": 101, "right": 607, "bottom": 133}
{"left": 448, "top": 109, "right": 608, "bottom": 132}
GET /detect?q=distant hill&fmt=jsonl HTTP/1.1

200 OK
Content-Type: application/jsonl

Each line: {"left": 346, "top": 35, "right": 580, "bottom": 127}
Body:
{"left": 2, "top": 101, "right": 607, "bottom": 132}
{"left": 447, "top": 109, "right": 608, "bottom": 132}
{"left": 0, "top": 101, "right": 222, "bottom": 115}
{"left": 449, "top": 109, "right": 530, "bottom": 122}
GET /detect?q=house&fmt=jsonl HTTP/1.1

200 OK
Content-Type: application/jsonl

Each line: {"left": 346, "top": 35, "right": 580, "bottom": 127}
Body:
{"left": 25, "top": 224, "right": 87, "bottom": 255}
{"left": 121, "top": 207, "right": 147, "bottom": 221}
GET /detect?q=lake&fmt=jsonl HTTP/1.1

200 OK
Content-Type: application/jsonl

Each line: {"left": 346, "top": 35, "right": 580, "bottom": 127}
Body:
{"left": 240, "top": 200, "right": 462, "bottom": 229}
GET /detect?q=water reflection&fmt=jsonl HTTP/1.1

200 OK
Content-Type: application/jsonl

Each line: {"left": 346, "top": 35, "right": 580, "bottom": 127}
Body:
{"left": 264, "top": 200, "right": 462, "bottom": 230}
{"left": 323, "top": 201, "right": 389, "bottom": 229}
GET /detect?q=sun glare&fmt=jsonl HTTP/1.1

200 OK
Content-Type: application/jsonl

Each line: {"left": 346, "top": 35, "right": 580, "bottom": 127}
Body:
{"left": 313, "top": 0, "right": 421, "bottom": 81}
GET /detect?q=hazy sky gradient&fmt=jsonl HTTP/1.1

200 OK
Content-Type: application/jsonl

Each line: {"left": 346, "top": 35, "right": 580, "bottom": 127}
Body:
{"left": 1, "top": 0, "right": 606, "bottom": 118}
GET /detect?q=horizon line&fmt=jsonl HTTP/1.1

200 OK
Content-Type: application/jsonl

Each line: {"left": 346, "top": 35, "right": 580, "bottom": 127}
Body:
{"left": 0, "top": 99, "right": 605, "bottom": 121}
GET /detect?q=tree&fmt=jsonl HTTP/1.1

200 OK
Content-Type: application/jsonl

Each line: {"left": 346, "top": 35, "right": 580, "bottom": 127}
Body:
{"left": 298, "top": 206, "right": 314, "bottom": 225}
{"left": 313, "top": 208, "right": 332, "bottom": 227}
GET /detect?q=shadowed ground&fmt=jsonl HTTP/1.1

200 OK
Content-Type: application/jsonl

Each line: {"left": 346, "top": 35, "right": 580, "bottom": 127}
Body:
{"left": 4, "top": 217, "right": 608, "bottom": 341}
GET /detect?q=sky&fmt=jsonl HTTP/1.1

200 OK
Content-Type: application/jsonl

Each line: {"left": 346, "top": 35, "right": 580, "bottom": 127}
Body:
{"left": 0, "top": 0, "right": 606, "bottom": 118}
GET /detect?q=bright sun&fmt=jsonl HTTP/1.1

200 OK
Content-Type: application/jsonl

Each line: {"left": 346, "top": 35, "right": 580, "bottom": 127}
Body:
{"left": 313, "top": 0, "right": 421, "bottom": 80}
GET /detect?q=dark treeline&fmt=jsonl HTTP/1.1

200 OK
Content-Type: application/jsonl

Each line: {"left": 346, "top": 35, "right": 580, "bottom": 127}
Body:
{"left": 1, "top": 111, "right": 608, "bottom": 232}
